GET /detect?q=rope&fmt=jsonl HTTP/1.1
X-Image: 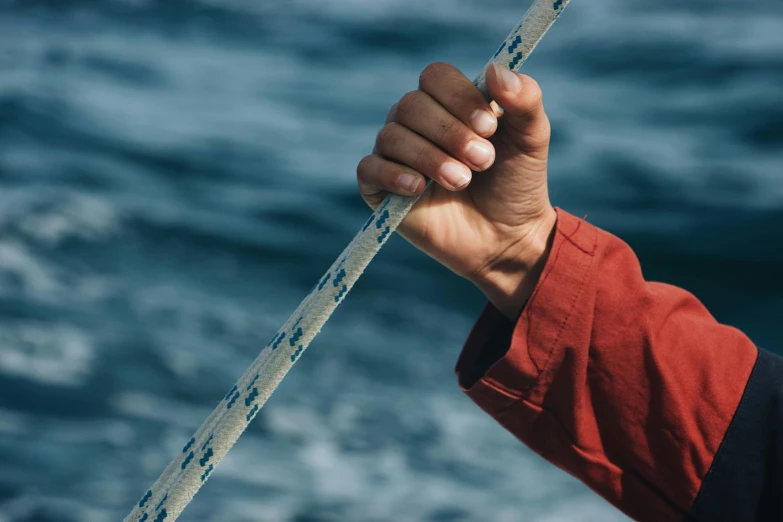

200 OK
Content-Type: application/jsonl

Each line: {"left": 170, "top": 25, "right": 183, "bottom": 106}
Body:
{"left": 124, "top": 1, "right": 571, "bottom": 520}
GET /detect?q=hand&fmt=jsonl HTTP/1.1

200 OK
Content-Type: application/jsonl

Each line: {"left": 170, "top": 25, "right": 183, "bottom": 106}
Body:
{"left": 357, "top": 62, "right": 557, "bottom": 319}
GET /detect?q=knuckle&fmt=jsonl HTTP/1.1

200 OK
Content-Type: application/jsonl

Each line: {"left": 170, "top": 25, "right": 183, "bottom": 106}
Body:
{"left": 529, "top": 88, "right": 544, "bottom": 109}
{"left": 385, "top": 102, "right": 398, "bottom": 124}
{"left": 375, "top": 122, "right": 400, "bottom": 152}
{"left": 419, "top": 61, "right": 451, "bottom": 88}
{"left": 522, "top": 78, "right": 544, "bottom": 108}
{"left": 396, "top": 91, "right": 422, "bottom": 119}
{"left": 356, "top": 155, "right": 375, "bottom": 178}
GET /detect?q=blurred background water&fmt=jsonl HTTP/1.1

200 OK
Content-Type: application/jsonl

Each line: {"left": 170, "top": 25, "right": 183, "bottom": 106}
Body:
{"left": 0, "top": 0, "right": 781, "bottom": 520}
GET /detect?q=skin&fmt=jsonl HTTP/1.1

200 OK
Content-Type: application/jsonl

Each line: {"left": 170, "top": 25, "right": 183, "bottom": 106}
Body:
{"left": 357, "top": 62, "right": 557, "bottom": 319}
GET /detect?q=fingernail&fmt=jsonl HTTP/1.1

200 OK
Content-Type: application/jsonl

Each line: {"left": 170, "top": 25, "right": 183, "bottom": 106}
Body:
{"left": 493, "top": 63, "right": 521, "bottom": 93}
{"left": 397, "top": 172, "right": 421, "bottom": 193}
{"left": 465, "top": 141, "right": 493, "bottom": 170}
{"left": 470, "top": 109, "right": 496, "bottom": 136}
{"left": 439, "top": 162, "right": 471, "bottom": 189}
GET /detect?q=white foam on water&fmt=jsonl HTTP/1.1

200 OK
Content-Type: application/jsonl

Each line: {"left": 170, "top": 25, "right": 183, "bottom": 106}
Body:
{"left": 17, "top": 194, "right": 120, "bottom": 246}
{"left": 0, "top": 322, "right": 94, "bottom": 387}
{"left": 0, "top": 240, "right": 61, "bottom": 297}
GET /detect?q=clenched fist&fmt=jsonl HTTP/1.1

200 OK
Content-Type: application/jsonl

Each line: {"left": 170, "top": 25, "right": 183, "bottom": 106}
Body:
{"left": 357, "top": 62, "right": 558, "bottom": 319}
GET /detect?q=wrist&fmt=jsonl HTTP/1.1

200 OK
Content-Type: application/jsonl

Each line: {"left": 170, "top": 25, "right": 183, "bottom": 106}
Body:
{"left": 469, "top": 207, "right": 557, "bottom": 320}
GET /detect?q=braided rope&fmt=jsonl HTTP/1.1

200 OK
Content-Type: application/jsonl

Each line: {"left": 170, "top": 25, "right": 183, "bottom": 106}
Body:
{"left": 124, "top": 1, "right": 571, "bottom": 520}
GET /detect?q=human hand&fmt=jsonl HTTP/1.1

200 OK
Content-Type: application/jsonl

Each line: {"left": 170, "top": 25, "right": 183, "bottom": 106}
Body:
{"left": 357, "top": 62, "right": 557, "bottom": 319}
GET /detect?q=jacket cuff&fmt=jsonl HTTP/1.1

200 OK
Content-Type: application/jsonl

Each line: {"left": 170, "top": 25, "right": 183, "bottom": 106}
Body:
{"left": 455, "top": 208, "right": 598, "bottom": 411}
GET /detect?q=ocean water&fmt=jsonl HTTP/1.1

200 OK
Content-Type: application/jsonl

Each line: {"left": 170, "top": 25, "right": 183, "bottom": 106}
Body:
{"left": 0, "top": 0, "right": 781, "bottom": 520}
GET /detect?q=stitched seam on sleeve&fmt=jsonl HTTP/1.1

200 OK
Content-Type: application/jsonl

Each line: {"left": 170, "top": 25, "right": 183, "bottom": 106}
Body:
{"left": 527, "top": 226, "right": 598, "bottom": 387}
{"left": 481, "top": 376, "right": 526, "bottom": 399}
{"left": 521, "top": 227, "right": 572, "bottom": 376}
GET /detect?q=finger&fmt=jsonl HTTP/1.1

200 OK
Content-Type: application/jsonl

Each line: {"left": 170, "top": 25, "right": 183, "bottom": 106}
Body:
{"left": 372, "top": 102, "right": 399, "bottom": 154}
{"left": 490, "top": 101, "right": 503, "bottom": 118}
{"left": 373, "top": 103, "right": 400, "bottom": 156}
{"left": 418, "top": 62, "right": 498, "bottom": 139}
{"left": 485, "top": 64, "right": 550, "bottom": 156}
{"left": 395, "top": 90, "right": 495, "bottom": 171}
{"left": 375, "top": 122, "right": 472, "bottom": 190}
{"left": 357, "top": 155, "right": 425, "bottom": 209}
{"left": 385, "top": 102, "right": 398, "bottom": 124}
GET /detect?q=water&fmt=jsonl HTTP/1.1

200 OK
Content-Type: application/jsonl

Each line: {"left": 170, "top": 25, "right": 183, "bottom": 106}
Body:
{"left": 0, "top": 0, "right": 781, "bottom": 520}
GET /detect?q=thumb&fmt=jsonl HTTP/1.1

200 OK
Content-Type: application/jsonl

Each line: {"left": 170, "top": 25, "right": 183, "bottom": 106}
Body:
{"left": 486, "top": 63, "right": 550, "bottom": 159}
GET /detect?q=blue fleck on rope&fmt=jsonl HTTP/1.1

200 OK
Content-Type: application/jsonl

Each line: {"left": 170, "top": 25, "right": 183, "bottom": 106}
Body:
{"left": 123, "top": 1, "right": 571, "bottom": 520}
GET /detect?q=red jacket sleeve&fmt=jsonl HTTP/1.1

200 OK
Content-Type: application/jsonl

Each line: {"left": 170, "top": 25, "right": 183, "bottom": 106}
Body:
{"left": 454, "top": 208, "right": 758, "bottom": 521}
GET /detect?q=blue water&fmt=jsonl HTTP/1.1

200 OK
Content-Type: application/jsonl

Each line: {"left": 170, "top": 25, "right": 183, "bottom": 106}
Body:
{"left": 0, "top": 0, "right": 781, "bottom": 520}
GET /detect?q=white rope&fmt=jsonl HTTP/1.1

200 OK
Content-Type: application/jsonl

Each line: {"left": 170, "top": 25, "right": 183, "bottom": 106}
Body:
{"left": 124, "top": 1, "right": 571, "bottom": 520}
